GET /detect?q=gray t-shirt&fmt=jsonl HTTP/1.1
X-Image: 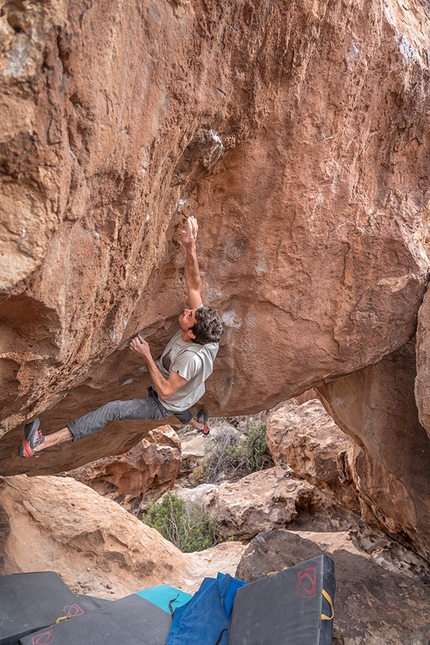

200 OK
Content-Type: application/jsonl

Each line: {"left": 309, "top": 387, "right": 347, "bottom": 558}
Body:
{"left": 155, "top": 330, "right": 218, "bottom": 412}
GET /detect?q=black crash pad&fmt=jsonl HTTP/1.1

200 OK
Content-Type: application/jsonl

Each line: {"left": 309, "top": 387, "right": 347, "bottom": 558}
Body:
{"left": 228, "top": 554, "right": 335, "bottom": 645}
{"left": 0, "top": 571, "right": 86, "bottom": 645}
{"left": 74, "top": 594, "right": 112, "bottom": 612}
{"left": 19, "top": 594, "right": 172, "bottom": 645}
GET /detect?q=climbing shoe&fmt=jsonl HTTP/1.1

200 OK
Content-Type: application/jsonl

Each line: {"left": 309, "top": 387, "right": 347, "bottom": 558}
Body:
{"left": 18, "top": 418, "right": 45, "bottom": 458}
{"left": 196, "top": 409, "right": 210, "bottom": 436}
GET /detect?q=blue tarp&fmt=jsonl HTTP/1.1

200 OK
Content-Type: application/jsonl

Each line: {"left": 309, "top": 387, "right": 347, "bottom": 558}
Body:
{"left": 166, "top": 573, "right": 247, "bottom": 645}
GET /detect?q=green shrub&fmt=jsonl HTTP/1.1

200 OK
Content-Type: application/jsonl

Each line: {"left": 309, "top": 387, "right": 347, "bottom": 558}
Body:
{"left": 204, "top": 420, "right": 273, "bottom": 483}
{"left": 227, "top": 421, "right": 272, "bottom": 472}
{"left": 142, "top": 492, "right": 221, "bottom": 553}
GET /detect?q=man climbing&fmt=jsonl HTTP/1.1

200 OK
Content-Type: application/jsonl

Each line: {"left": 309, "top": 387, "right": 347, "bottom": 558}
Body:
{"left": 18, "top": 216, "right": 223, "bottom": 458}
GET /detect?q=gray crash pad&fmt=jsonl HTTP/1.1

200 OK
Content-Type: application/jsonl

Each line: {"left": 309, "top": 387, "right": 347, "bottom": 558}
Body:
{"left": 228, "top": 554, "right": 335, "bottom": 645}
{"left": 0, "top": 571, "right": 86, "bottom": 645}
{"left": 19, "top": 593, "right": 172, "bottom": 645}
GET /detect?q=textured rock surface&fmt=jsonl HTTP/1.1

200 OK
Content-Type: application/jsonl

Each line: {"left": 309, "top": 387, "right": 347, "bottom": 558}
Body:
{"left": 2, "top": 0, "right": 430, "bottom": 576}
{"left": 1, "top": 0, "right": 430, "bottom": 478}
{"left": 146, "top": 425, "right": 182, "bottom": 451}
{"left": 0, "top": 474, "right": 189, "bottom": 597}
{"left": 0, "top": 474, "right": 245, "bottom": 596}
{"left": 318, "top": 340, "right": 430, "bottom": 562}
{"left": 236, "top": 530, "right": 430, "bottom": 645}
{"left": 205, "top": 467, "right": 315, "bottom": 540}
{"left": 175, "top": 483, "right": 218, "bottom": 508}
{"left": 183, "top": 541, "right": 247, "bottom": 585}
{"left": 61, "top": 434, "right": 182, "bottom": 512}
{"left": 176, "top": 466, "right": 342, "bottom": 540}
{"left": 266, "top": 399, "right": 360, "bottom": 514}
{"left": 415, "top": 283, "right": 430, "bottom": 438}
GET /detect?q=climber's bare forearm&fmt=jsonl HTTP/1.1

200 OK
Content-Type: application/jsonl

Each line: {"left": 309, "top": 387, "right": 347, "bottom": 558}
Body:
{"left": 184, "top": 245, "right": 202, "bottom": 308}
{"left": 182, "top": 216, "right": 203, "bottom": 309}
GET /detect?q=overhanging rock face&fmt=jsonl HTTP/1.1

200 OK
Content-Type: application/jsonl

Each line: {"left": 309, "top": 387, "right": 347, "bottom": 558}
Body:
{"left": 1, "top": 0, "right": 430, "bottom": 511}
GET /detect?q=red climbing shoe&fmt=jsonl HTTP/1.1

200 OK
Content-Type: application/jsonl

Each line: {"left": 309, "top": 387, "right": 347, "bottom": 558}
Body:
{"left": 196, "top": 409, "right": 210, "bottom": 436}
{"left": 18, "top": 418, "right": 45, "bottom": 458}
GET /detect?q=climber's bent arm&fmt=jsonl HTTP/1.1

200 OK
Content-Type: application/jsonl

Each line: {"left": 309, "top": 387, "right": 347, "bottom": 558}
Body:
{"left": 129, "top": 335, "right": 187, "bottom": 400}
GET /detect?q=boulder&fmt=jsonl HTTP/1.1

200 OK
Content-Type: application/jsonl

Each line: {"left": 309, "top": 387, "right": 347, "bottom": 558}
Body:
{"left": 266, "top": 399, "right": 360, "bottom": 514}
{"left": 0, "top": 474, "right": 244, "bottom": 596}
{"left": 62, "top": 436, "right": 182, "bottom": 512}
{"left": 175, "top": 484, "right": 218, "bottom": 508}
{"left": 318, "top": 340, "right": 430, "bottom": 562}
{"left": 183, "top": 541, "right": 247, "bottom": 585}
{"left": 0, "top": 474, "right": 189, "bottom": 597}
{"left": 178, "top": 466, "right": 321, "bottom": 540}
{"left": 178, "top": 430, "right": 207, "bottom": 466}
{"left": 146, "top": 426, "right": 182, "bottom": 451}
{"left": 415, "top": 283, "right": 430, "bottom": 439}
{"left": 2, "top": 0, "right": 430, "bottom": 571}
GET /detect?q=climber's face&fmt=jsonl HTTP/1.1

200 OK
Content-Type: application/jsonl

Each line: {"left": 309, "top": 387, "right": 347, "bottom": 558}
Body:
{"left": 178, "top": 308, "right": 198, "bottom": 331}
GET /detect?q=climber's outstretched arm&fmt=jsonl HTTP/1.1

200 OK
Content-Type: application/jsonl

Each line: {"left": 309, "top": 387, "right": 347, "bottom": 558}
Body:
{"left": 181, "top": 216, "right": 203, "bottom": 310}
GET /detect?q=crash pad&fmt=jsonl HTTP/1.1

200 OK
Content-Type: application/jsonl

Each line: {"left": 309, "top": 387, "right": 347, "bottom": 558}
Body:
{"left": 0, "top": 571, "right": 86, "bottom": 645}
{"left": 19, "top": 593, "right": 172, "bottom": 645}
{"left": 74, "top": 594, "right": 112, "bottom": 611}
{"left": 136, "top": 585, "right": 192, "bottom": 614}
{"left": 228, "top": 554, "right": 335, "bottom": 645}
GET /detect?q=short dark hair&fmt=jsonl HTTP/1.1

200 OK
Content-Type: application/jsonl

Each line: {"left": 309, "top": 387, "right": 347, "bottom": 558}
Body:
{"left": 190, "top": 307, "right": 223, "bottom": 345}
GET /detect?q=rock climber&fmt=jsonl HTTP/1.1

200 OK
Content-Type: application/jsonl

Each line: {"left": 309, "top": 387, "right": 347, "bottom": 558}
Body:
{"left": 18, "top": 216, "right": 223, "bottom": 458}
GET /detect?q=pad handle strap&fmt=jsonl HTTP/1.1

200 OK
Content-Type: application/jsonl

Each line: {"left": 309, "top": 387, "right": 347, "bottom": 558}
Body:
{"left": 321, "top": 588, "right": 334, "bottom": 620}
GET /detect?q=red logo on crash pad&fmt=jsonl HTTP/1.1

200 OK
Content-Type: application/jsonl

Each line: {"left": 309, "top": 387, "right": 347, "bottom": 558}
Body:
{"left": 296, "top": 566, "right": 317, "bottom": 598}
{"left": 64, "top": 604, "right": 85, "bottom": 617}
{"left": 31, "top": 631, "right": 54, "bottom": 645}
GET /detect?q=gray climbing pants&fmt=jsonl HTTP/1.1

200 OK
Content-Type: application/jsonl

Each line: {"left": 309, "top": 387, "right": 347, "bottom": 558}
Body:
{"left": 66, "top": 386, "right": 191, "bottom": 441}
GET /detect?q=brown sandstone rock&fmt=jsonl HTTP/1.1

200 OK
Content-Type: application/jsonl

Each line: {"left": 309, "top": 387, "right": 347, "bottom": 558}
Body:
{"left": 0, "top": 474, "right": 244, "bottom": 596}
{"left": 317, "top": 340, "right": 430, "bottom": 562}
{"left": 266, "top": 399, "right": 361, "bottom": 515}
{"left": 415, "top": 283, "right": 430, "bottom": 439}
{"left": 175, "top": 483, "right": 218, "bottom": 508}
{"left": 2, "top": 0, "right": 430, "bottom": 570}
{"left": 0, "top": 474, "right": 190, "bottom": 597}
{"left": 184, "top": 541, "right": 247, "bottom": 585}
{"left": 178, "top": 466, "right": 320, "bottom": 540}
{"left": 61, "top": 436, "right": 182, "bottom": 511}
{"left": 1, "top": 0, "right": 430, "bottom": 478}
{"left": 147, "top": 425, "right": 182, "bottom": 451}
